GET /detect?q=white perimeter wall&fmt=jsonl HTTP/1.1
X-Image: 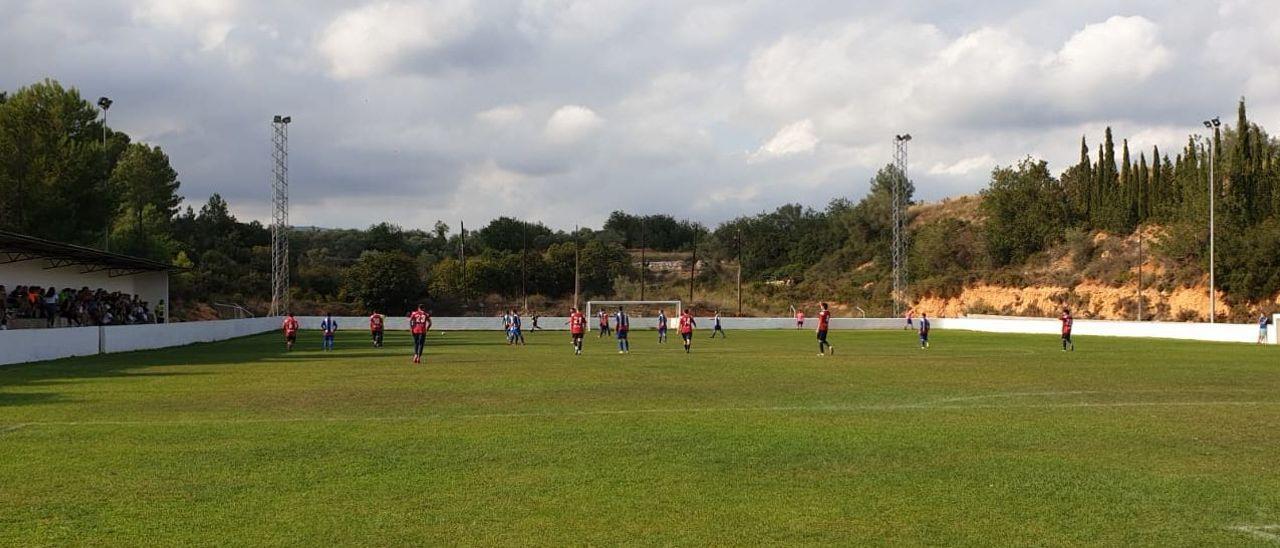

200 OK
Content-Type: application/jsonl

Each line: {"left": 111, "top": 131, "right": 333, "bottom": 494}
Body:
{"left": 0, "top": 317, "right": 277, "bottom": 366}
{"left": 3, "top": 315, "right": 1272, "bottom": 366}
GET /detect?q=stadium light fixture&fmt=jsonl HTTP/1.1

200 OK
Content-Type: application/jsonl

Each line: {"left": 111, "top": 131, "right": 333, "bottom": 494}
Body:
{"left": 98, "top": 96, "right": 113, "bottom": 251}
{"left": 895, "top": 134, "right": 912, "bottom": 142}
{"left": 1203, "top": 116, "right": 1220, "bottom": 322}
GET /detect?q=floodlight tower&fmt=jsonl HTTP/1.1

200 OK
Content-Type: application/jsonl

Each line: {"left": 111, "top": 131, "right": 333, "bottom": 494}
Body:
{"left": 1203, "top": 116, "right": 1221, "bottom": 323}
{"left": 892, "top": 134, "right": 912, "bottom": 317}
{"left": 270, "top": 115, "right": 292, "bottom": 316}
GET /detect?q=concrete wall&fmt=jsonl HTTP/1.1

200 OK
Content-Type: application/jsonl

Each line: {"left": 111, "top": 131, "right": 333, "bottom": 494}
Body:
{"left": 0, "top": 326, "right": 101, "bottom": 365}
{"left": 102, "top": 317, "right": 278, "bottom": 353}
{"left": 930, "top": 317, "right": 1262, "bottom": 344}
{"left": 0, "top": 259, "right": 169, "bottom": 319}
{"left": 0, "top": 317, "right": 277, "bottom": 366}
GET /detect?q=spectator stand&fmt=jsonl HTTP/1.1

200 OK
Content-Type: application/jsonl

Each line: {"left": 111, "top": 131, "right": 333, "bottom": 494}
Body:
{"left": 0, "top": 230, "right": 177, "bottom": 329}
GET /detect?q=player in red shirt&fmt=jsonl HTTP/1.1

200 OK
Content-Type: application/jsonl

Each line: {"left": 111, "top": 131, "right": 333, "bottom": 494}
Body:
{"left": 597, "top": 310, "right": 611, "bottom": 338}
{"left": 568, "top": 307, "right": 587, "bottom": 356}
{"left": 282, "top": 313, "right": 300, "bottom": 351}
{"left": 409, "top": 304, "right": 432, "bottom": 363}
{"left": 816, "top": 302, "right": 833, "bottom": 356}
{"left": 1060, "top": 307, "right": 1074, "bottom": 351}
{"left": 795, "top": 309, "right": 805, "bottom": 329}
{"left": 678, "top": 309, "right": 697, "bottom": 353}
{"left": 369, "top": 311, "right": 385, "bottom": 348}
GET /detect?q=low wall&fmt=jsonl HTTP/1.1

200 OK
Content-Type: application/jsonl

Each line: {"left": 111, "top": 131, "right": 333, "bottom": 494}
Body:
{"left": 0, "top": 317, "right": 278, "bottom": 366}
{"left": 0, "top": 326, "right": 101, "bottom": 365}
{"left": 102, "top": 317, "right": 279, "bottom": 353}
{"left": 931, "top": 317, "right": 1264, "bottom": 344}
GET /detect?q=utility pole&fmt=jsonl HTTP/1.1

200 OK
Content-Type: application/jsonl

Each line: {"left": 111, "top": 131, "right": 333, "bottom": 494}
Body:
{"left": 640, "top": 219, "right": 646, "bottom": 301}
{"left": 688, "top": 236, "right": 697, "bottom": 305}
{"left": 1138, "top": 172, "right": 1143, "bottom": 321}
{"left": 574, "top": 225, "right": 581, "bottom": 311}
{"left": 737, "top": 229, "right": 747, "bottom": 318}
{"left": 521, "top": 223, "right": 528, "bottom": 313}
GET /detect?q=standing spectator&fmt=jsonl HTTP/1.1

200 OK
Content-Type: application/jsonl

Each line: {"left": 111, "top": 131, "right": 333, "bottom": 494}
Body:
{"left": 156, "top": 299, "right": 166, "bottom": 324}
{"left": 43, "top": 287, "right": 58, "bottom": 327}
{"left": 0, "top": 285, "right": 7, "bottom": 325}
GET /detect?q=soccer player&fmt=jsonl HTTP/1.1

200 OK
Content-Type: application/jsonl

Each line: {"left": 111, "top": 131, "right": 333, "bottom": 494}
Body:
{"left": 657, "top": 309, "right": 668, "bottom": 343}
{"left": 1259, "top": 313, "right": 1270, "bottom": 345}
{"left": 614, "top": 306, "right": 630, "bottom": 354}
{"left": 282, "top": 312, "right": 299, "bottom": 351}
{"left": 918, "top": 313, "right": 930, "bottom": 349}
{"left": 409, "top": 305, "right": 431, "bottom": 363}
{"left": 1060, "top": 307, "right": 1074, "bottom": 351}
{"left": 709, "top": 310, "right": 726, "bottom": 339}
{"left": 511, "top": 310, "right": 526, "bottom": 345}
{"left": 569, "top": 307, "right": 586, "bottom": 355}
{"left": 904, "top": 309, "right": 914, "bottom": 330}
{"left": 320, "top": 313, "right": 337, "bottom": 351}
{"left": 531, "top": 313, "right": 542, "bottom": 331}
{"left": 816, "top": 302, "right": 833, "bottom": 356}
{"left": 369, "top": 310, "right": 385, "bottom": 348}
{"left": 679, "top": 309, "right": 696, "bottom": 353}
{"left": 795, "top": 309, "right": 805, "bottom": 329}
{"left": 503, "top": 310, "right": 513, "bottom": 344}
{"left": 598, "top": 310, "right": 611, "bottom": 337}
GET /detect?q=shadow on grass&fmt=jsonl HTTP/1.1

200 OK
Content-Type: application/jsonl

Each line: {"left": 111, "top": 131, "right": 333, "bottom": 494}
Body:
{"left": 0, "top": 330, "right": 502, "bottom": 408}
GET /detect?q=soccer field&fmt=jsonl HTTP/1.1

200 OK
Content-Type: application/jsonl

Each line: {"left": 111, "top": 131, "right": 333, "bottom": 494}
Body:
{"left": 2, "top": 329, "right": 1278, "bottom": 546}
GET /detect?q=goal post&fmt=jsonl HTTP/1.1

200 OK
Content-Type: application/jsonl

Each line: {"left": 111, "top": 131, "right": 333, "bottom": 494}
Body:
{"left": 587, "top": 300, "right": 681, "bottom": 329}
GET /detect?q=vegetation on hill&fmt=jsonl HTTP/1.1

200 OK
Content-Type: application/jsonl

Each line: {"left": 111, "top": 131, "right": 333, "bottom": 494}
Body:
{"left": 3, "top": 79, "right": 1278, "bottom": 320}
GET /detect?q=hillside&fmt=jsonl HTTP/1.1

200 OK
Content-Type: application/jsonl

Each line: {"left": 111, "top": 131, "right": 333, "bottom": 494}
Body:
{"left": 906, "top": 196, "right": 1260, "bottom": 322}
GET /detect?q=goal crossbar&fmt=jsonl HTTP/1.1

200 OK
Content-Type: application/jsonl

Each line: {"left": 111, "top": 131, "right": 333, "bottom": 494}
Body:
{"left": 586, "top": 300, "right": 681, "bottom": 328}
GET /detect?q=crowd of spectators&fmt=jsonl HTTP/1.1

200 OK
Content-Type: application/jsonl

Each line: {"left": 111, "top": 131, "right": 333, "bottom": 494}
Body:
{"left": 0, "top": 284, "right": 165, "bottom": 330}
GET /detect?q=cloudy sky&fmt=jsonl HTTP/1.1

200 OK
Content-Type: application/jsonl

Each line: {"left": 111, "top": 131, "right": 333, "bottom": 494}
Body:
{"left": 2, "top": 0, "right": 1277, "bottom": 231}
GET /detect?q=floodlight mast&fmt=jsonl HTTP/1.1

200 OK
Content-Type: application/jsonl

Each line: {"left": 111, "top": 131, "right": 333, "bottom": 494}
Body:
{"left": 1202, "top": 117, "right": 1220, "bottom": 323}
{"left": 892, "top": 134, "right": 912, "bottom": 317}
{"left": 269, "top": 115, "right": 291, "bottom": 316}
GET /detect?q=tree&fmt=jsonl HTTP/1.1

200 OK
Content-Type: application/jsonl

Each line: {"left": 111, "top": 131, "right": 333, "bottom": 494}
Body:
{"left": 981, "top": 158, "right": 1069, "bottom": 266}
{"left": 0, "top": 79, "right": 120, "bottom": 244}
{"left": 109, "top": 142, "right": 182, "bottom": 259}
{"left": 476, "top": 217, "right": 554, "bottom": 252}
{"left": 344, "top": 251, "right": 424, "bottom": 314}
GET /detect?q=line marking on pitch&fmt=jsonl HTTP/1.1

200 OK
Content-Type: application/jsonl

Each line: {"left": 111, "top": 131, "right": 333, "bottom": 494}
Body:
{"left": 1228, "top": 525, "right": 1280, "bottom": 542}
{"left": 0, "top": 423, "right": 28, "bottom": 434}
{"left": 4, "top": 399, "right": 1280, "bottom": 429}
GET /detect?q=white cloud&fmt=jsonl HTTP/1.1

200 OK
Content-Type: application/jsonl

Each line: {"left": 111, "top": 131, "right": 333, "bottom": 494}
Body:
{"left": 749, "top": 119, "right": 819, "bottom": 162}
{"left": 929, "top": 155, "right": 996, "bottom": 176}
{"left": 319, "top": 0, "right": 477, "bottom": 79}
{"left": 4, "top": 3, "right": 1273, "bottom": 230}
{"left": 544, "top": 105, "right": 604, "bottom": 144}
{"left": 476, "top": 105, "right": 526, "bottom": 125}
{"left": 1046, "top": 16, "right": 1172, "bottom": 93}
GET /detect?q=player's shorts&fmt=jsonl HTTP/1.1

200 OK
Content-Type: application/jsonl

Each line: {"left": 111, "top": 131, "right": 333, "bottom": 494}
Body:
{"left": 1062, "top": 332, "right": 1072, "bottom": 342}
{"left": 919, "top": 333, "right": 929, "bottom": 342}
{"left": 617, "top": 330, "right": 628, "bottom": 339}
{"left": 681, "top": 332, "right": 692, "bottom": 341}
{"left": 658, "top": 326, "right": 667, "bottom": 332}
{"left": 285, "top": 333, "right": 296, "bottom": 343}
{"left": 817, "top": 330, "right": 828, "bottom": 342}
{"left": 572, "top": 333, "right": 583, "bottom": 340}
{"left": 907, "top": 319, "right": 914, "bottom": 326}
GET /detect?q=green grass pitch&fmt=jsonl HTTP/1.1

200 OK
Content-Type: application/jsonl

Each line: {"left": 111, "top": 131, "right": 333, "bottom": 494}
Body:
{"left": 2, "top": 328, "right": 1279, "bottom": 545}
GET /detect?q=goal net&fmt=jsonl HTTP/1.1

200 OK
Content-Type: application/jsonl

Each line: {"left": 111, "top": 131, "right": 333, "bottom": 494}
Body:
{"left": 586, "top": 300, "right": 681, "bottom": 329}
